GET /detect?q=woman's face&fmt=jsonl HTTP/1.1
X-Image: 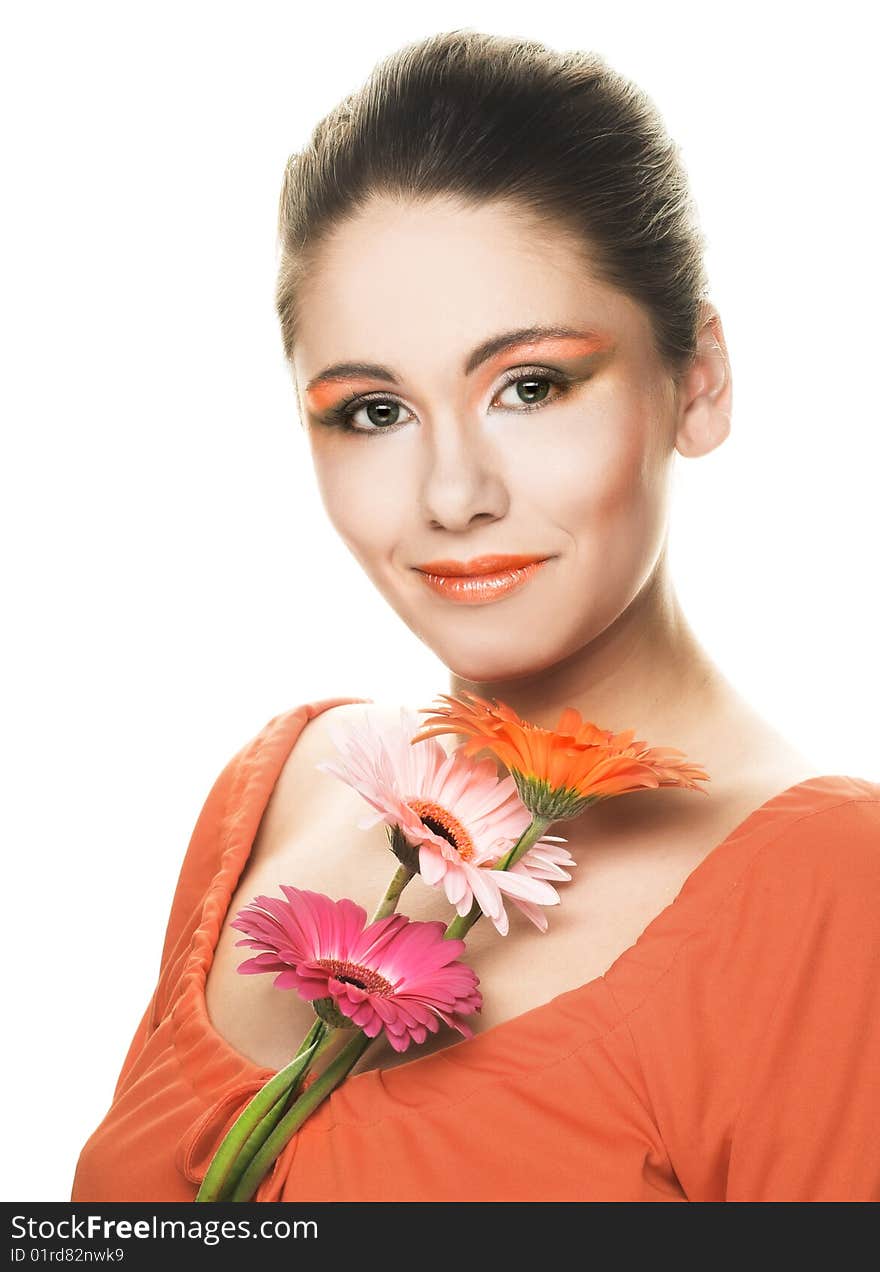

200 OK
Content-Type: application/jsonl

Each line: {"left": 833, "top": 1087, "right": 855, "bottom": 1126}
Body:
{"left": 292, "top": 195, "right": 680, "bottom": 683}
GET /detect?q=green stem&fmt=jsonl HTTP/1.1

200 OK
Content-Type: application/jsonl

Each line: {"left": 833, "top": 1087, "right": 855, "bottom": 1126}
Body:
{"left": 494, "top": 815, "right": 553, "bottom": 871}
{"left": 200, "top": 860, "right": 414, "bottom": 1202}
{"left": 443, "top": 897, "right": 482, "bottom": 942}
{"left": 229, "top": 1029, "right": 377, "bottom": 1202}
{"left": 195, "top": 1017, "right": 328, "bottom": 1202}
{"left": 211, "top": 1023, "right": 342, "bottom": 1200}
{"left": 443, "top": 815, "right": 554, "bottom": 942}
{"left": 370, "top": 860, "right": 416, "bottom": 921}
{"left": 218, "top": 1084, "right": 294, "bottom": 1198}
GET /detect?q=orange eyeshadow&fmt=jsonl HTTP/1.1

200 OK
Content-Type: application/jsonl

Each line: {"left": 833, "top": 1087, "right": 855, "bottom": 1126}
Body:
{"left": 469, "top": 335, "right": 614, "bottom": 396}
{"left": 304, "top": 331, "right": 615, "bottom": 414}
{"left": 304, "top": 380, "right": 385, "bottom": 413}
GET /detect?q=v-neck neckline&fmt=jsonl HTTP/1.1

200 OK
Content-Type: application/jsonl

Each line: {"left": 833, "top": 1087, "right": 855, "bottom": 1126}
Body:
{"left": 171, "top": 696, "right": 869, "bottom": 1122}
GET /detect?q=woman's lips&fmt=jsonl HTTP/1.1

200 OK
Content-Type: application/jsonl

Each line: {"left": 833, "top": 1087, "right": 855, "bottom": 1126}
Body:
{"left": 414, "top": 554, "right": 552, "bottom": 605}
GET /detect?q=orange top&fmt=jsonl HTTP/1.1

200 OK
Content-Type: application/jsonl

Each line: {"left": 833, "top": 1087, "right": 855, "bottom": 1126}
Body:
{"left": 71, "top": 696, "right": 880, "bottom": 1203}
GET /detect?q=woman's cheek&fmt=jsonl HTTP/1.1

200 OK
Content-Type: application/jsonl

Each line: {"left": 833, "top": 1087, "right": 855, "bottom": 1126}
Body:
{"left": 312, "top": 447, "right": 406, "bottom": 567}
{"left": 521, "top": 396, "right": 649, "bottom": 523}
{"left": 538, "top": 400, "right": 666, "bottom": 596}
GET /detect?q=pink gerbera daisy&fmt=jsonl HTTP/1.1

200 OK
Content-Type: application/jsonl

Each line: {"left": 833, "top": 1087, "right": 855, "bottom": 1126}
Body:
{"left": 231, "top": 887, "right": 482, "bottom": 1052}
{"left": 315, "top": 707, "right": 575, "bottom": 936}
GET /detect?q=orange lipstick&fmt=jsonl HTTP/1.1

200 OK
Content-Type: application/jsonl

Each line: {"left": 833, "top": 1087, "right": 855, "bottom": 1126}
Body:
{"left": 414, "top": 553, "right": 552, "bottom": 605}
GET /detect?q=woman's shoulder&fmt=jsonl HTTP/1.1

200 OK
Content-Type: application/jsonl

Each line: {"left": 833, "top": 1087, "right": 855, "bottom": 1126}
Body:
{"left": 689, "top": 775, "right": 880, "bottom": 996}
{"left": 156, "top": 696, "right": 383, "bottom": 988}
{"left": 246, "top": 694, "right": 378, "bottom": 759}
{"left": 220, "top": 694, "right": 379, "bottom": 801}
{"left": 743, "top": 774, "right": 880, "bottom": 898}
{"left": 634, "top": 774, "right": 880, "bottom": 1201}
{"left": 257, "top": 695, "right": 410, "bottom": 751}
{"left": 172, "top": 697, "right": 378, "bottom": 890}
{"left": 221, "top": 695, "right": 425, "bottom": 862}
{"left": 250, "top": 695, "right": 408, "bottom": 804}
{"left": 616, "top": 774, "right": 880, "bottom": 1020}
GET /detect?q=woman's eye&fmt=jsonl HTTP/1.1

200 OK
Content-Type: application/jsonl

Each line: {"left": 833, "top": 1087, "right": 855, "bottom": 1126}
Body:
{"left": 491, "top": 374, "right": 566, "bottom": 412}
{"left": 346, "top": 398, "right": 416, "bottom": 432}
{"left": 331, "top": 370, "right": 571, "bottom": 434}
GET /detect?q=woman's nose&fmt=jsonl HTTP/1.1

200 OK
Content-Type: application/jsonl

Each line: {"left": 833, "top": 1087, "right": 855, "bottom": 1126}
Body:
{"left": 416, "top": 413, "right": 509, "bottom": 532}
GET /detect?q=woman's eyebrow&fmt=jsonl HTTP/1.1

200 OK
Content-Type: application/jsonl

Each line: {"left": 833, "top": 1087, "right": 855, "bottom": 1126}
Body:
{"left": 462, "top": 325, "right": 611, "bottom": 375}
{"left": 303, "top": 325, "right": 611, "bottom": 395}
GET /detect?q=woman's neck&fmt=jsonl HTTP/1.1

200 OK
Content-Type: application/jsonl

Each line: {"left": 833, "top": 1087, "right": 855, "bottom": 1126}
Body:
{"left": 446, "top": 553, "right": 816, "bottom": 855}
{"left": 448, "top": 555, "right": 731, "bottom": 760}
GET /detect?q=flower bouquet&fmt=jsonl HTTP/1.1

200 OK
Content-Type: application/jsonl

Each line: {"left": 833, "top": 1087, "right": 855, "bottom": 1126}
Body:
{"left": 195, "top": 691, "right": 709, "bottom": 1201}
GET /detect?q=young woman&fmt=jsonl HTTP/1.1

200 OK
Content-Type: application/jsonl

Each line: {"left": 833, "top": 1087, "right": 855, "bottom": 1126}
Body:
{"left": 72, "top": 29, "right": 880, "bottom": 1203}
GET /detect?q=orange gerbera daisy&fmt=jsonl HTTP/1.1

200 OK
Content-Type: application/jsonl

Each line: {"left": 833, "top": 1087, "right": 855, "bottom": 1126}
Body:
{"left": 411, "top": 691, "right": 710, "bottom": 821}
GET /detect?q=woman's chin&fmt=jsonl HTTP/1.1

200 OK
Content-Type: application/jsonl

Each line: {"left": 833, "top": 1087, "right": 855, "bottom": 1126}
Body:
{"left": 387, "top": 587, "right": 586, "bottom": 684}
{"left": 430, "top": 640, "right": 564, "bottom": 687}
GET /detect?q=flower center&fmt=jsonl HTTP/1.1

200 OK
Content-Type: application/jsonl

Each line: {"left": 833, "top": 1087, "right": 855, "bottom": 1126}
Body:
{"left": 316, "top": 958, "right": 394, "bottom": 996}
{"left": 407, "top": 798, "right": 476, "bottom": 862}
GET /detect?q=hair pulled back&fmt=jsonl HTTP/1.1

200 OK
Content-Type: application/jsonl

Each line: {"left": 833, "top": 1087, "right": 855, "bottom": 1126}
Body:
{"left": 275, "top": 28, "right": 708, "bottom": 376}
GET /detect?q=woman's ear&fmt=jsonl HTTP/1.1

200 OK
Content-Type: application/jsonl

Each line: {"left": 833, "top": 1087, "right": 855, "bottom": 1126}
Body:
{"left": 673, "top": 302, "right": 732, "bottom": 458}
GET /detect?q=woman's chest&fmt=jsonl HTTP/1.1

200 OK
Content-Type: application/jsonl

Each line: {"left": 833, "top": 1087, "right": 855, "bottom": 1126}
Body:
{"left": 202, "top": 782, "right": 748, "bottom": 1077}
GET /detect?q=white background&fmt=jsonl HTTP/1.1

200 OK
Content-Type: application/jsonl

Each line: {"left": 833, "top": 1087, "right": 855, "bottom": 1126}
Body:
{"left": 3, "top": 1, "right": 877, "bottom": 1202}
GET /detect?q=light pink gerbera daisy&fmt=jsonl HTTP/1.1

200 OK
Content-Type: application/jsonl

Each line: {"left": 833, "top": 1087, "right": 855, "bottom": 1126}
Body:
{"left": 316, "top": 707, "right": 575, "bottom": 936}
{"left": 231, "top": 887, "right": 482, "bottom": 1052}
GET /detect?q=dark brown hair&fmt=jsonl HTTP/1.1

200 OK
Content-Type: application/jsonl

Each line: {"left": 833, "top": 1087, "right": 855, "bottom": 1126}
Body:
{"left": 275, "top": 28, "right": 708, "bottom": 377}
